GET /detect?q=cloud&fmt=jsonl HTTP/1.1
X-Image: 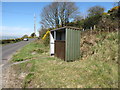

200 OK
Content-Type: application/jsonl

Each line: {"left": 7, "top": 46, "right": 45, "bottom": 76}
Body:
{"left": 0, "top": 26, "right": 34, "bottom": 36}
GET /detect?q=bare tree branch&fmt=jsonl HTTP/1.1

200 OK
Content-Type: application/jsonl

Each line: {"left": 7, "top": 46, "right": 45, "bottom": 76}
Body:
{"left": 40, "top": 2, "right": 79, "bottom": 28}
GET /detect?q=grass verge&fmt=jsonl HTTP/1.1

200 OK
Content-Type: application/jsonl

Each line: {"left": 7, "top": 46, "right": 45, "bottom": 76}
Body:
{"left": 11, "top": 32, "right": 118, "bottom": 88}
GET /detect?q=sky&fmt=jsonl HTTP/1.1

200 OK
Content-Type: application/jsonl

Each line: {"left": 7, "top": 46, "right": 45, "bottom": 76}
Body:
{"left": 1, "top": 2, "right": 116, "bottom": 37}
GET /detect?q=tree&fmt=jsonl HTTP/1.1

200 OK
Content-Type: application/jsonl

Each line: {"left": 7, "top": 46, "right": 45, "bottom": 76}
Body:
{"left": 88, "top": 6, "right": 105, "bottom": 17}
{"left": 59, "top": 2, "right": 79, "bottom": 26}
{"left": 22, "top": 35, "right": 28, "bottom": 38}
{"left": 67, "top": 19, "right": 84, "bottom": 29}
{"left": 83, "top": 15, "right": 102, "bottom": 29}
{"left": 40, "top": 2, "right": 79, "bottom": 28}
{"left": 82, "top": 6, "right": 104, "bottom": 29}
{"left": 108, "top": 6, "right": 120, "bottom": 19}
{"left": 74, "top": 15, "right": 83, "bottom": 22}
{"left": 31, "top": 33, "right": 36, "bottom": 37}
{"left": 97, "top": 5, "right": 119, "bottom": 32}
{"left": 97, "top": 16, "right": 118, "bottom": 32}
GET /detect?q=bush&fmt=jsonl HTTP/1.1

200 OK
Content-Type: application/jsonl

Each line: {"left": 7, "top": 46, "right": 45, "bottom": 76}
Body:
{"left": 97, "top": 16, "right": 118, "bottom": 32}
{"left": 28, "top": 36, "right": 33, "bottom": 38}
{"left": 39, "top": 28, "right": 52, "bottom": 46}
{"left": 1, "top": 38, "right": 23, "bottom": 44}
{"left": 83, "top": 15, "right": 102, "bottom": 29}
{"left": 43, "top": 34, "right": 50, "bottom": 46}
{"left": 22, "top": 35, "right": 28, "bottom": 38}
{"left": 30, "top": 33, "right": 36, "bottom": 37}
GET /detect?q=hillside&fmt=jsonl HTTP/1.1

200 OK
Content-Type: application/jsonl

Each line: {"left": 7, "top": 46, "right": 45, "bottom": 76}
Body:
{"left": 3, "top": 31, "right": 118, "bottom": 88}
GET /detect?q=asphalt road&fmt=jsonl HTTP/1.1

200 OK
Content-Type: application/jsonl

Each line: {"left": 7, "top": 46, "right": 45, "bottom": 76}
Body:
{"left": 2, "top": 39, "right": 35, "bottom": 65}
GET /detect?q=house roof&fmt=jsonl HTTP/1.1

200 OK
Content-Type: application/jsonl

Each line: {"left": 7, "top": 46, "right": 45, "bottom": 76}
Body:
{"left": 50, "top": 26, "right": 80, "bottom": 31}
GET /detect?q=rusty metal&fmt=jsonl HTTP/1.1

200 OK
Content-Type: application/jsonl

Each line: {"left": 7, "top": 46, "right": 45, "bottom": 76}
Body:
{"left": 55, "top": 40, "right": 65, "bottom": 60}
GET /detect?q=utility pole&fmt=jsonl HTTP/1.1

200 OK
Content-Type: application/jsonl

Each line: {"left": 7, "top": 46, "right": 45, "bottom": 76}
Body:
{"left": 34, "top": 13, "right": 36, "bottom": 35}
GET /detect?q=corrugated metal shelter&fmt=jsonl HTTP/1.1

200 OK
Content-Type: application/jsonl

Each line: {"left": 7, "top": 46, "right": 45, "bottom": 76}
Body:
{"left": 50, "top": 26, "right": 80, "bottom": 61}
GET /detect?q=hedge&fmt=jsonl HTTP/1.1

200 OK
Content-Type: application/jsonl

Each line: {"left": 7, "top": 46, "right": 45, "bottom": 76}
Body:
{"left": 0, "top": 38, "right": 23, "bottom": 44}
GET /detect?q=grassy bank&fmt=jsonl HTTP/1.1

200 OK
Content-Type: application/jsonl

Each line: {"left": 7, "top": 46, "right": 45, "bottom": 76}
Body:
{"left": 11, "top": 32, "right": 118, "bottom": 88}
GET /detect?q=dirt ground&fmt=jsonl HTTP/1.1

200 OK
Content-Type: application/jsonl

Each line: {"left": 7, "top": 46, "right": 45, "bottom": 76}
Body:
{"left": 2, "top": 61, "right": 30, "bottom": 88}
{"left": 2, "top": 66, "right": 20, "bottom": 88}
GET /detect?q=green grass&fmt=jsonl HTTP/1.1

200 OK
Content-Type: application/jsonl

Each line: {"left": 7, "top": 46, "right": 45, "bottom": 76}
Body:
{"left": 11, "top": 32, "right": 118, "bottom": 88}
{"left": 12, "top": 40, "right": 49, "bottom": 62}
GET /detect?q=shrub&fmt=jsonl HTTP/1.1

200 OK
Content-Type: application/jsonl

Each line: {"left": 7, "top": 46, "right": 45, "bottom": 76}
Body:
{"left": 1, "top": 38, "right": 23, "bottom": 44}
{"left": 30, "top": 33, "right": 36, "bottom": 37}
{"left": 43, "top": 34, "right": 50, "bottom": 46}
{"left": 97, "top": 16, "right": 118, "bottom": 32}
{"left": 39, "top": 28, "right": 52, "bottom": 46}
{"left": 22, "top": 35, "right": 28, "bottom": 38}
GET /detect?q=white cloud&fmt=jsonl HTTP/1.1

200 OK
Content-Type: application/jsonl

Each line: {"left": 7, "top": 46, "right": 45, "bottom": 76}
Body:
{"left": 0, "top": 26, "right": 34, "bottom": 37}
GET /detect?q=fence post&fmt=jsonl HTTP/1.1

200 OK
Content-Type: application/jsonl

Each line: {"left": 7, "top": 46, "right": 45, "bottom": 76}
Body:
{"left": 94, "top": 25, "right": 96, "bottom": 30}
{"left": 90, "top": 27, "right": 92, "bottom": 35}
